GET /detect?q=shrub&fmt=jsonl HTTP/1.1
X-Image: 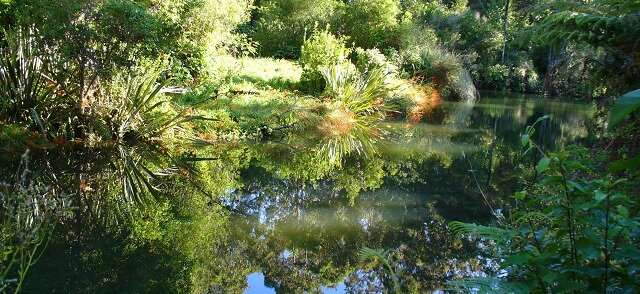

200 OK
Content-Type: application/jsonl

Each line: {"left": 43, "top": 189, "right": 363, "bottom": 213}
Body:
{"left": 0, "top": 29, "right": 56, "bottom": 124}
{"left": 394, "top": 81, "right": 441, "bottom": 124}
{"left": 182, "top": 0, "right": 254, "bottom": 83}
{"left": 252, "top": 0, "right": 342, "bottom": 58}
{"left": 402, "top": 45, "right": 477, "bottom": 101}
{"left": 449, "top": 113, "right": 640, "bottom": 293}
{"left": 485, "top": 64, "right": 510, "bottom": 90}
{"left": 341, "top": 0, "right": 401, "bottom": 50}
{"left": 299, "top": 28, "right": 352, "bottom": 93}
{"left": 511, "top": 58, "right": 540, "bottom": 93}
{"left": 102, "top": 62, "right": 205, "bottom": 141}
{"left": 354, "top": 47, "right": 398, "bottom": 75}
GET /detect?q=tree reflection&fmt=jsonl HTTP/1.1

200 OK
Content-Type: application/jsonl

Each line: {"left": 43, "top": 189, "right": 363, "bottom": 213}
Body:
{"left": 6, "top": 95, "right": 597, "bottom": 293}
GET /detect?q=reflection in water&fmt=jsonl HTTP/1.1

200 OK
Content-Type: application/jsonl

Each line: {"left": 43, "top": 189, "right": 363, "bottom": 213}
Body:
{"left": 4, "top": 93, "right": 597, "bottom": 293}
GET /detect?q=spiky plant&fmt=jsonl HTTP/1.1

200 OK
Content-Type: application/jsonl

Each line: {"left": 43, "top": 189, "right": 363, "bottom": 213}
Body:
{"left": 109, "top": 66, "right": 209, "bottom": 141}
{"left": 317, "top": 64, "right": 397, "bottom": 163}
{"left": 0, "top": 29, "right": 55, "bottom": 124}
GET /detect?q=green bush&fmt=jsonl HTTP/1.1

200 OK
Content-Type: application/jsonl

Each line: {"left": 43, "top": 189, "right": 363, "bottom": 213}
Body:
{"left": 299, "top": 28, "right": 352, "bottom": 93}
{"left": 0, "top": 29, "right": 57, "bottom": 124}
{"left": 402, "top": 45, "right": 474, "bottom": 101}
{"left": 449, "top": 113, "right": 640, "bottom": 293}
{"left": 354, "top": 47, "right": 398, "bottom": 75}
{"left": 252, "top": 0, "right": 342, "bottom": 58}
{"left": 341, "top": 0, "right": 401, "bottom": 50}
{"left": 485, "top": 64, "right": 510, "bottom": 90}
{"left": 511, "top": 58, "right": 540, "bottom": 93}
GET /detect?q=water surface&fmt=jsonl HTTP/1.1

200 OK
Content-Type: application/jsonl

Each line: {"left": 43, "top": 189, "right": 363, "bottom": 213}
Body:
{"left": 6, "top": 93, "right": 596, "bottom": 293}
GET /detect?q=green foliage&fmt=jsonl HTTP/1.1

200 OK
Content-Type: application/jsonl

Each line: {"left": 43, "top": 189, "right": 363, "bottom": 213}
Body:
{"left": 317, "top": 64, "right": 396, "bottom": 164}
{"left": 1, "top": 152, "right": 71, "bottom": 293}
{"left": 533, "top": 0, "right": 640, "bottom": 51}
{"left": 0, "top": 29, "right": 58, "bottom": 124}
{"left": 354, "top": 47, "right": 398, "bottom": 75}
{"left": 180, "top": 0, "right": 254, "bottom": 83}
{"left": 485, "top": 64, "right": 510, "bottom": 90}
{"left": 252, "top": 0, "right": 342, "bottom": 58}
{"left": 402, "top": 45, "right": 477, "bottom": 101}
{"left": 531, "top": 0, "right": 640, "bottom": 94}
{"left": 449, "top": 114, "right": 640, "bottom": 293}
{"left": 608, "top": 89, "right": 640, "bottom": 130}
{"left": 451, "top": 147, "right": 640, "bottom": 292}
{"left": 299, "top": 28, "right": 351, "bottom": 93}
{"left": 341, "top": 0, "right": 401, "bottom": 49}
{"left": 106, "top": 65, "right": 208, "bottom": 141}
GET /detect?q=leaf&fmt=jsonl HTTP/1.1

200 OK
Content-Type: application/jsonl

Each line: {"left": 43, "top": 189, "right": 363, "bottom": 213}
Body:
{"left": 520, "top": 134, "right": 530, "bottom": 147}
{"left": 512, "top": 191, "right": 527, "bottom": 200}
{"left": 503, "top": 252, "right": 532, "bottom": 266}
{"left": 537, "top": 157, "right": 551, "bottom": 174}
{"left": 594, "top": 190, "right": 607, "bottom": 203}
{"left": 617, "top": 205, "right": 629, "bottom": 218}
{"left": 567, "top": 180, "right": 587, "bottom": 194}
{"left": 608, "top": 89, "right": 640, "bottom": 130}
{"left": 540, "top": 176, "right": 564, "bottom": 186}
{"left": 608, "top": 156, "right": 640, "bottom": 173}
{"left": 575, "top": 238, "right": 600, "bottom": 260}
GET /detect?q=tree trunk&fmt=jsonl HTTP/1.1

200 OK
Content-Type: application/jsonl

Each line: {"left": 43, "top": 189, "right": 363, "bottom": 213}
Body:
{"left": 501, "top": 0, "right": 510, "bottom": 64}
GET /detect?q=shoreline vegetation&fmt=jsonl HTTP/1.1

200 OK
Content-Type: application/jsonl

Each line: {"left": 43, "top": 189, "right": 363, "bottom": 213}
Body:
{"left": 1, "top": 0, "right": 639, "bottom": 293}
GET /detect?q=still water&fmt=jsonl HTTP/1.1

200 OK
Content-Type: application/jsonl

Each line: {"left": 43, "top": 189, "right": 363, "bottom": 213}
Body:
{"left": 8, "top": 93, "right": 596, "bottom": 293}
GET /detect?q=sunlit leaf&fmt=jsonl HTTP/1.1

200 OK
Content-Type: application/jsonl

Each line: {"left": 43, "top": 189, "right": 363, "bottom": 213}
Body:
{"left": 512, "top": 191, "right": 527, "bottom": 200}
{"left": 520, "top": 134, "right": 530, "bottom": 147}
{"left": 609, "top": 89, "right": 640, "bottom": 130}
{"left": 537, "top": 157, "right": 550, "bottom": 174}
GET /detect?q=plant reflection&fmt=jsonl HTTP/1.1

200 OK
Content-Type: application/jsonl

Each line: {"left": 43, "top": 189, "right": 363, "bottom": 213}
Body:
{"left": 7, "top": 94, "right": 597, "bottom": 293}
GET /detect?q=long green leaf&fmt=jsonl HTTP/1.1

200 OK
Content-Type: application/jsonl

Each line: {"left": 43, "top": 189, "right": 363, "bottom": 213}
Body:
{"left": 609, "top": 89, "right": 640, "bottom": 130}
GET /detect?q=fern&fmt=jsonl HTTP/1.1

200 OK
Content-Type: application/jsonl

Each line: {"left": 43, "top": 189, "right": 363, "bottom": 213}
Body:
{"left": 358, "top": 247, "right": 399, "bottom": 293}
{"left": 448, "top": 221, "right": 515, "bottom": 243}
{"left": 446, "top": 277, "right": 530, "bottom": 294}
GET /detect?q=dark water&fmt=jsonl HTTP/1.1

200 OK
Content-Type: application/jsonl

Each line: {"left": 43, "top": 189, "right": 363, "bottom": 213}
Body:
{"left": 4, "top": 93, "right": 597, "bottom": 293}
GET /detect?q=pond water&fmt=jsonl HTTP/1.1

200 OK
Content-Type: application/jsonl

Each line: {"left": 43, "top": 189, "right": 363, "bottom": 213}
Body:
{"left": 5, "top": 92, "right": 597, "bottom": 293}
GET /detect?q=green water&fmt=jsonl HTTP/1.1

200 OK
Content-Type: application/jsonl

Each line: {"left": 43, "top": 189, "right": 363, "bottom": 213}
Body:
{"left": 6, "top": 93, "right": 597, "bottom": 293}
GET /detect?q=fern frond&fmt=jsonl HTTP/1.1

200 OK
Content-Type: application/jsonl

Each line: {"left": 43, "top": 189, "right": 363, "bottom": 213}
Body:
{"left": 446, "top": 277, "right": 530, "bottom": 294}
{"left": 449, "top": 221, "right": 515, "bottom": 242}
{"left": 358, "top": 247, "right": 389, "bottom": 263}
{"left": 514, "top": 212, "right": 552, "bottom": 228}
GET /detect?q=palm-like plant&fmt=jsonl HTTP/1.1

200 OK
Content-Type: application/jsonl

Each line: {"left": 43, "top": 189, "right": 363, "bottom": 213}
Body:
{"left": 0, "top": 29, "right": 55, "bottom": 124}
{"left": 318, "top": 64, "right": 396, "bottom": 163}
{"left": 110, "top": 67, "right": 210, "bottom": 140}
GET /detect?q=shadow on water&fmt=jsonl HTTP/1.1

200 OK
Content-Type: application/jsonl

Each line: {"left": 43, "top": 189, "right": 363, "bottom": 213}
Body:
{"left": 2, "top": 93, "right": 598, "bottom": 293}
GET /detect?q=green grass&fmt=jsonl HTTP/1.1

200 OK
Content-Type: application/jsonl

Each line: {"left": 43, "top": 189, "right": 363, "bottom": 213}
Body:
{"left": 175, "top": 57, "right": 320, "bottom": 141}
{"left": 231, "top": 57, "right": 302, "bottom": 92}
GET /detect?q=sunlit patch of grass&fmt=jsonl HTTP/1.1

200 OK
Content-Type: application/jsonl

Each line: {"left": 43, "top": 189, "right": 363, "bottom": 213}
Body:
{"left": 182, "top": 87, "right": 320, "bottom": 141}
{"left": 231, "top": 57, "right": 302, "bottom": 91}
{"left": 171, "top": 56, "right": 316, "bottom": 141}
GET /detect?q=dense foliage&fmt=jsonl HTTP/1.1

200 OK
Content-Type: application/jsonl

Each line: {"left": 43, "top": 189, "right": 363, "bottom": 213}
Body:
{"left": 1, "top": 0, "right": 639, "bottom": 292}
{"left": 449, "top": 99, "right": 640, "bottom": 292}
